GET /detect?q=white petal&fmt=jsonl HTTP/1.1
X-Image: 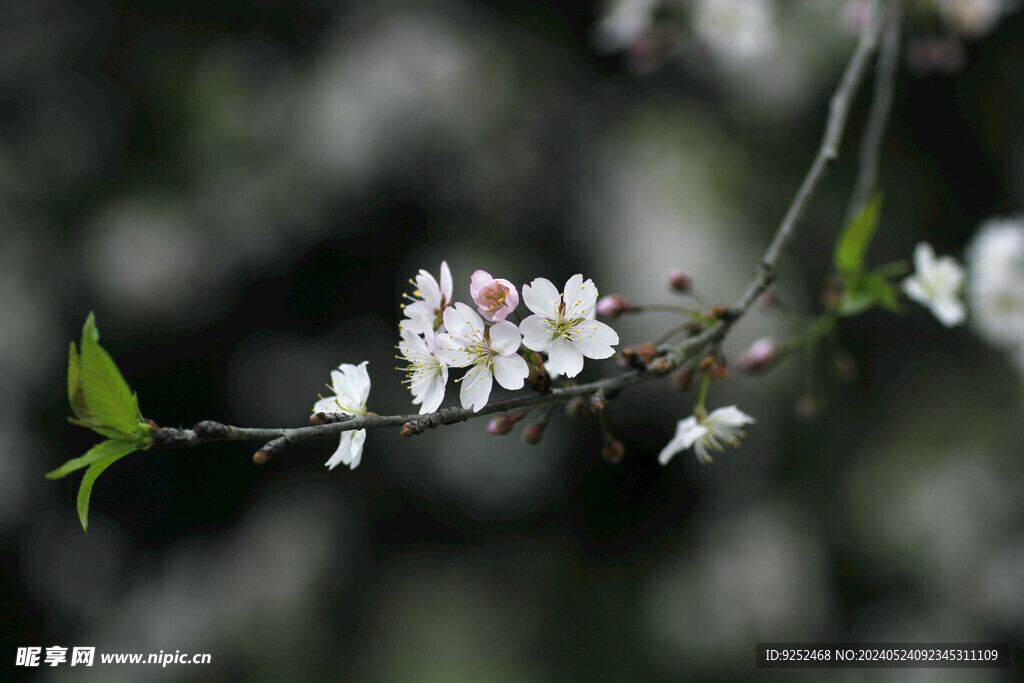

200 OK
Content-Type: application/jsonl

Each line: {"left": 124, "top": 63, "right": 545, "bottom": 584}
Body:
{"left": 433, "top": 333, "right": 472, "bottom": 367}
{"left": 313, "top": 396, "right": 340, "bottom": 414}
{"left": 519, "top": 315, "right": 553, "bottom": 352}
{"left": 443, "top": 302, "right": 485, "bottom": 344}
{"left": 562, "top": 274, "right": 598, "bottom": 319}
{"left": 901, "top": 276, "right": 928, "bottom": 304}
{"left": 439, "top": 261, "right": 453, "bottom": 302}
{"left": 572, "top": 320, "right": 619, "bottom": 359}
{"left": 546, "top": 336, "right": 584, "bottom": 378}
{"left": 706, "top": 405, "right": 756, "bottom": 427}
{"left": 914, "top": 242, "right": 936, "bottom": 275}
{"left": 658, "top": 417, "right": 706, "bottom": 465}
{"left": 931, "top": 297, "right": 966, "bottom": 327}
{"left": 352, "top": 361, "right": 371, "bottom": 405}
{"left": 347, "top": 429, "right": 366, "bottom": 469}
{"left": 488, "top": 320, "right": 522, "bottom": 355}
{"left": 492, "top": 353, "right": 528, "bottom": 390}
{"left": 415, "top": 269, "right": 442, "bottom": 308}
{"left": 522, "top": 277, "right": 561, "bottom": 317}
{"left": 460, "top": 366, "right": 493, "bottom": 412}
{"left": 325, "top": 431, "right": 353, "bottom": 469}
{"left": 416, "top": 369, "right": 447, "bottom": 413}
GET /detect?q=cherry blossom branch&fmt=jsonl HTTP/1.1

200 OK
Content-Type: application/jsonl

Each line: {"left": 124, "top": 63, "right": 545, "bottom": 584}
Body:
{"left": 147, "top": 2, "right": 883, "bottom": 463}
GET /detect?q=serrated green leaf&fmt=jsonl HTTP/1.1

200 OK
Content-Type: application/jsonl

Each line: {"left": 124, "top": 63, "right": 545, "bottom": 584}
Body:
{"left": 835, "top": 192, "right": 884, "bottom": 275}
{"left": 46, "top": 438, "right": 137, "bottom": 480}
{"left": 79, "top": 313, "right": 141, "bottom": 435}
{"left": 76, "top": 442, "right": 138, "bottom": 533}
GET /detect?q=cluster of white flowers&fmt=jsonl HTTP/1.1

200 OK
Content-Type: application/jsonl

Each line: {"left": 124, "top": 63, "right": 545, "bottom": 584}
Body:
{"left": 312, "top": 263, "right": 621, "bottom": 469}
{"left": 966, "top": 218, "right": 1024, "bottom": 373}
{"left": 399, "top": 263, "right": 620, "bottom": 412}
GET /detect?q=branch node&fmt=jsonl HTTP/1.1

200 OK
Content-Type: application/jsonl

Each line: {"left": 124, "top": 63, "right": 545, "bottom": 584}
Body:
{"left": 193, "top": 420, "right": 228, "bottom": 438}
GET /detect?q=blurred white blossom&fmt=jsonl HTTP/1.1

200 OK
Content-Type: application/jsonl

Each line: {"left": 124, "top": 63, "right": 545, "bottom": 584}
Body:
{"left": 901, "top": 242, "right": 967, "bottom": 327}
{"left": 693, "top": 0, "right": 777, "bottom": 65}
{"left": 592, "top": 0, "right": 658, "bottom": 53}
{"left": 966, "top": 218, "right": 1024, "bottom": 351}
{"left": 935, "top": 0, "right": 1015, "bottom": 37}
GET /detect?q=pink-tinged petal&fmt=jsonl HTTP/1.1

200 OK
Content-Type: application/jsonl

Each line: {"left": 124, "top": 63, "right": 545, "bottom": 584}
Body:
{"left": 470, "top": 269, "right": 493, "bottom": 301}
{"left": 415, "top": 269, "right": 442, "bottom": 308}
{"left": 494, "top": 279, "right": 519, "bottom": 320}
{"left": 439, "top": 261, "right": 453, "bottom": 302}
{"left": 522, "top": 277, "right": 561, "bottom": 317}
{"left": 433, "top": 333, "right": 472, "bottom": 367}
{"left": 459, "top": 365, "right": 493, "bottom": 412}
{"left": 488, "top": 320, "right": 522, "bottom": 355}
{"left": 572, "top": 320, "right": 619, "bottom": 359}
{"left": 562, "top": 274, "right": 598, "bottom": 319}
{"left": 443, "top": 302, "right": 485, "bottom": 344}
{"left": 546, "top": 336, "right": 584, "bottom": 378}
{"left": 519, "top": 315, "right": 553, "bottom": 352}
{"left": 492, "top": 353, "right": 528, "bottom": 390}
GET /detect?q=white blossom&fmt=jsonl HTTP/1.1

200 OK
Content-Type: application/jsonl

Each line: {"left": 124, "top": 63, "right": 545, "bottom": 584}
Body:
{"left": 519, "top": 274, "right": 620, "bottom": 378}
{"left": 658, "top": 405, "right": 755, "bottom": 465}
{"left": 312, "top": 361, "right": 371, "bottom": 470}
{"left": 936, "top": 0, "right": 1013, "bottom": 37}
{"left": 694, "top": 0, "right": 777, "bottom": 65}
{"left": 966, "top": 217, "right": 1024, "bottom": 349}
{"left": 401, "top": 261, "right": 453, "bottom": 336}
{"left": 398, "top": 329, "right": 448, "bottom": 414}
{"left": 435, "top": 302, "right": 529, "bottom": 412}
{"left": 901, "top": 242, "right": 967, "bottom": 327}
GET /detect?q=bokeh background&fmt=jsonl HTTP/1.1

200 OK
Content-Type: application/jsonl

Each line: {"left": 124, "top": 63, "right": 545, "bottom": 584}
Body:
{"left": 3, "top": 0, "right": 1024, "bottom": 679}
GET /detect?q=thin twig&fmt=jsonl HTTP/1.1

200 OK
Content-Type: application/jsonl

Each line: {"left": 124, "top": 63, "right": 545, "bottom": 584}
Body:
{"left": 845, "top": 6, "right": 901, "bottom": 223}
{"left": 148, "top": 2, "right": 883, "bottom": 461}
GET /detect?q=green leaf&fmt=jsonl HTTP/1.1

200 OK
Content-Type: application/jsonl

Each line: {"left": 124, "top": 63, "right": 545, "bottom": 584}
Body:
{"left": 79, "top": 313, "right": 141, "bottom": 435}
{"left": 77, "top": 442, "right": 138, "bottom": 533}
{"left": 47, "top": 437, "right": 138, "bottom": 480}
{"left": 839, "top": 273, "right": 900, "bottom": 317}
{"left": 835, "top": 192, "right": 884, "bottom": 275}
{"left": 68, "top": 341, "right": 79, "bottom": 403}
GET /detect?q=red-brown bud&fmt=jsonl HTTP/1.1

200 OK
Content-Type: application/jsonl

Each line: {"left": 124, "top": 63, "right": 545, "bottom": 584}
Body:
{"left": 666, "top": 268, "right": 693, "bottom": 293}
{"left": 522, "top": 422, "right": 546, "bottom": 445}
{"left": 601, "top": 439, "right": 625, "bottom": 464}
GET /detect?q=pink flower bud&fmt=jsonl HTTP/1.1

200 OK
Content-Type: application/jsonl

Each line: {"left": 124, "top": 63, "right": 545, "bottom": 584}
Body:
{"left": 666, "top": 268, "right": 692, "bottom": 293}
{"left": 596, "top": 294, "right": 636, "bottom": 319}
{"left": 487, "top": 415, "right": 514, "bottom": 435}
{"left": 469, "top": 270, "right": 519, "bottom": 322}
{"left": 736, "top": 337, "right": 779, "bottom": 374}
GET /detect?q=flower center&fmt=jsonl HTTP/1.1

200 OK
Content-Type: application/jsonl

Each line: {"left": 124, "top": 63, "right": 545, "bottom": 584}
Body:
{"left": 482, "top": 284, "right": 509, "bottom": 312}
